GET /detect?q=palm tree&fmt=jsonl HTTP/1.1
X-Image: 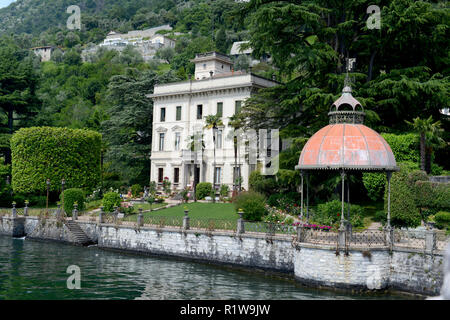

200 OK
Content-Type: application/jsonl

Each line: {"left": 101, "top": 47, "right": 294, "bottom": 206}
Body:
{"left": 228, "top": 114, "right": 244, "bottom": 196}
{"left": 204, "top": 114, "right": 224, "bottom": 202}
{"left": 406, "top": 116, "right": 445, "bottom": 174}
{"left": 186, "top": 132, "right": 205, "bottom": 202}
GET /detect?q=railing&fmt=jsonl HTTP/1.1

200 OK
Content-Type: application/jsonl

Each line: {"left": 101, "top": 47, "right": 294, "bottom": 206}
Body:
{"left": 2, "top": 204, "right": 449, "bottom": 253}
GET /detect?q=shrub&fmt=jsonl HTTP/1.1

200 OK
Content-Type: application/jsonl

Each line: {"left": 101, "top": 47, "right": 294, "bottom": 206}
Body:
{"left": 384, "top": 163, "right": 421, "bottom": 228}
{"left": 12, "top": 194, "right": 26, "bottom": 207}
{"left": 314, "top": 200, "right": 364, "bottom": 228}
{"left": 233, "top": 191, "right": 266, "bottom": 221}
{"left": 362, "top": 172, "right": 386, "bottom": 201}
{"left": 131, "top": 184, "right": 142, "bottom": 198}
{"left": 248, "top": 171, "right": 278, "bottom": 196}
{"left": 434, "top": 211, "right": 450, "bottom": 229}
{"left": 11, "top": 127, "right": 102, "bottom": 194}
{"left": 267, "top": 192, "right": 301, "bottom": 208}
{"left": 219, "top": 184, "right": 229, "bottom": 197}
{"left": 373, "top": 210, "right": 387, "bottom": 224}
{"left": 29, "top": 195, "right": 47, "bottom": 207}
{"left": 61, "top": 188, "right": 85, "bottom": 215}
{"left": 196, "top": 182, "right": 212, "bottom": 200}
{"left": 102, "top": 192, "right": 122, "bottom": 213}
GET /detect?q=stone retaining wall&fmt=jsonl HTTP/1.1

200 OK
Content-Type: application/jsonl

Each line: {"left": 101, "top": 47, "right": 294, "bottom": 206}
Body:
{"left": 2, "top": 216, "right": 446, "bottom": 296}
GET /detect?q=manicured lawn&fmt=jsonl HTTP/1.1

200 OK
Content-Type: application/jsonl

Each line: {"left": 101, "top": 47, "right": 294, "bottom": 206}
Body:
{"left": 148, "top": 202, "right": 237, "bottom": 220}
{"left": 124, "top": 202, "right": 238, "bottom": 221}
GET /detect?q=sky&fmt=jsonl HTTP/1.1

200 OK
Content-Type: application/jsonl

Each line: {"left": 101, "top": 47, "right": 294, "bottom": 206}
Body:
{"left": 0, "top": 0, "right": 15, "bottom": 9}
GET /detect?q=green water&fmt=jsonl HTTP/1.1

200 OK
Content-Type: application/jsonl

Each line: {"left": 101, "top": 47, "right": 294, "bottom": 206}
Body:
{"left": 0, "top": 236, "right": 411, "bottom": 300}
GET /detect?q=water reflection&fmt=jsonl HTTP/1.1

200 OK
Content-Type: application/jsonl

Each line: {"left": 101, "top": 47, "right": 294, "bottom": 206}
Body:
{"left": 0, "top": 236, "right": 409, "bottom": 300}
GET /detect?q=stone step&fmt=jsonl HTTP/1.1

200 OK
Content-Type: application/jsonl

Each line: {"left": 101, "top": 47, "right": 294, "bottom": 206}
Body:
{"left": 64, "top": 220, "right": 92, "bottom": 246}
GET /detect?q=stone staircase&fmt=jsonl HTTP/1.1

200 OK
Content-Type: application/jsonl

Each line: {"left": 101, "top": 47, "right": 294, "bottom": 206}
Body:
{"left": 64, "top": 220, "right": 93, "bottom": 246}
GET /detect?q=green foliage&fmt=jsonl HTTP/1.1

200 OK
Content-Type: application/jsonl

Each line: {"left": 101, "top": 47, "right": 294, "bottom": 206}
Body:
{"left": 29, "top": 195, "right": 47, "bottom": 207}
{"left": 415, "top": 181, "right": 450, "bottom": 211}
{"left": 384, "top": 163, "right": 422, "bottom": 228}
{"left": 267, "top": 192, "right": 301, "bottom": 208}
{"left": 102, "top": 192, "right": 122, "bottom": 213}
{"left": 381, "top": 133, "right": 420, "bottom": 163}
{"left": 434, "top": 211, "right": 450, "bottom": 230}
{"left": 11, "top": 127, "right": 102, "bottom": 194}
{"left": 233, "top": 191, "right": 267, "bottom": 221}
{"left": 131, "top": 184, "right": 142, "bottom": 197}
{"left": 313, "top": 200, "right": 364, "bottom": 228}
{"left": 196, "top": 182, "right": 212, "bottom": 200}
{"left": 248, "top": 171, "right": 278, "bottom": 196}
{"left": 61, "top": 188, "right": 85, "bottom": 215}
{"left": 219, "top": 184, "right": 229, "bottom": 198}
{"left": 362, "top": 172, "right": 386, "bottom": 201}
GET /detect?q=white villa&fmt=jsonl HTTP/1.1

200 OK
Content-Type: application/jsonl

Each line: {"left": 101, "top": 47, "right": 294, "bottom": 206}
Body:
{"left": 83, "top": 25, "right": 177, "bottom": 62}
{"left": 148, "top": 52, "right": 278, "bottom": 193}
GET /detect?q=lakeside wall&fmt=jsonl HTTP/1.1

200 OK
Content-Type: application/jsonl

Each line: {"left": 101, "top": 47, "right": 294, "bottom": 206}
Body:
{"left": 0, "top": 216, "right": 446, "bottom": 296}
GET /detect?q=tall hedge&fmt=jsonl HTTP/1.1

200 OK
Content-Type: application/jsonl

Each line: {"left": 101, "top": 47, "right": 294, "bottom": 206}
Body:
{"left": 363, "top": 133, "right": 420, "bottom": 201}
{"left": 384, "top": 163, "right": 422, "bottom": 228}
{"left": 11, "top": 127, "right": 101, "bottom": 194}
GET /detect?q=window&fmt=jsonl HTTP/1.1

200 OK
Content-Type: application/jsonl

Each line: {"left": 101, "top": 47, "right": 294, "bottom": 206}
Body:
{"left": 235, "top": 101, "right": 242, "bottom": 114}
{"left": 197, "top": 105, "right": 203, "bottom": 119}
{"left": 176, "top": 106, "right": 182, "bottom": 121}
{"left": 174, "top": 132, "right": 181, "bottom": 151}
{"left": 159, "top": 133, "right": 165, "bottom": 151}
{"left": 214, "top": 167, "right": 222, "bottom": 185}
{"left": 160, "top": 108, "right": 166, "bottom": 122}
{"left": 215, "top": 129, "right": 223, "bottom": 149}
{"left": 233, "top": 167, "right": 241, "bottom": 184}
{"left": 174, "top": 168, "right": 180, "bottom": 184}
{"left": 158, "top": 168, "right": 164, "bottom": 183}
{"left": 216, "top": 102, "right": 223, "bottom": 117}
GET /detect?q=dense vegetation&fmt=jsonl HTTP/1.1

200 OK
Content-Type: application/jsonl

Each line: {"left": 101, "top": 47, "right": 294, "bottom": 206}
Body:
{"left": 0, "top": 0, "right": 447, "bottom": 230}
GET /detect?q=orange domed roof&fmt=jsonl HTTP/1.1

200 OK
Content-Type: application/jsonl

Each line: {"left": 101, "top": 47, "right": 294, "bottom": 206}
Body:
{"left": 297, "top": 123, "right": 397, "bottom": 171}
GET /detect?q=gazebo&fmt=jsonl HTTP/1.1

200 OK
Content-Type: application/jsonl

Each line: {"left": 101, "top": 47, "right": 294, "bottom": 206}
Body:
{"left": 295, "top": 84, "right": 399, "bottom": 234}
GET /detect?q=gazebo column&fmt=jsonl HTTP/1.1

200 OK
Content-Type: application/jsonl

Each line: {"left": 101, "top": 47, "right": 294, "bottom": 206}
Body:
{"left": 306, "top": 172, "right": 310, "bottom": 223}
{"left": 339, "top": 170, "right": 346, "bottom": 248}
{"left": 300, "top": 170, "right": 304, "bottom": 221}
{"left": 385, "top": 171, "right": 394, "bottom": 248}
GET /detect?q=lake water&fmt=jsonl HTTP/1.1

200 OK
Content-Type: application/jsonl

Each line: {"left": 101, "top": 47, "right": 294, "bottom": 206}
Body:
{"left": 0, "top": 236, "right": 411, "bottom": 300}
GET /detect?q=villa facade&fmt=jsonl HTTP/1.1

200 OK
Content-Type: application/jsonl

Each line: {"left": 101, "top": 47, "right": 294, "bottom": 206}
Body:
{"left": 148, "top": 52, "right": 278, "bottom": 192}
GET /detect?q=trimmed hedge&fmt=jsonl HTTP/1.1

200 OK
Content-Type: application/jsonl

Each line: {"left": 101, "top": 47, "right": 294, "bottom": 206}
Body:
{"left": 61, "top": 188, "right": 85, "bottom": 215}
{"left": 362, "top": 133, "right": 420, "bottom": 201}
{"left": 196, "top": 182, "right": 213, "bottom": 200}
{"left": 384, "top": 163, "right": 421, "bottom": 228}
{"left": 415, "top": 181, "right": 450, "bottom": 211}
{"left": 381, "top": 133, "right": 419, "bottom": 163}
{"left": 11, "top": 127, "right": 101, "bottom": 194}
{"left": 233, "top": 191, "right": 267, "bottom": 221}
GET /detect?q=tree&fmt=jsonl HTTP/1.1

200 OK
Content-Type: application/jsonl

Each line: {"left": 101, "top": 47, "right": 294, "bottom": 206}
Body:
{"left": 102, "top": 68, "right": 179, "bottom": 186}
{"left": 155, "top": 47, "right": 175, "bottom": 64}
{"left": 239, "top": 0, "right": 449, "bottom": 138}
{"left": 0, "top": 38, "right": 40, "bottom": 164}
{"left": 204, "top": 114, "right": 224, "bottom": 202}
{"left": 215, "top": 27, "right": 228, "bottom": 54}
{"left": 406, "top": 116, "right": 446, "bottom": 174}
